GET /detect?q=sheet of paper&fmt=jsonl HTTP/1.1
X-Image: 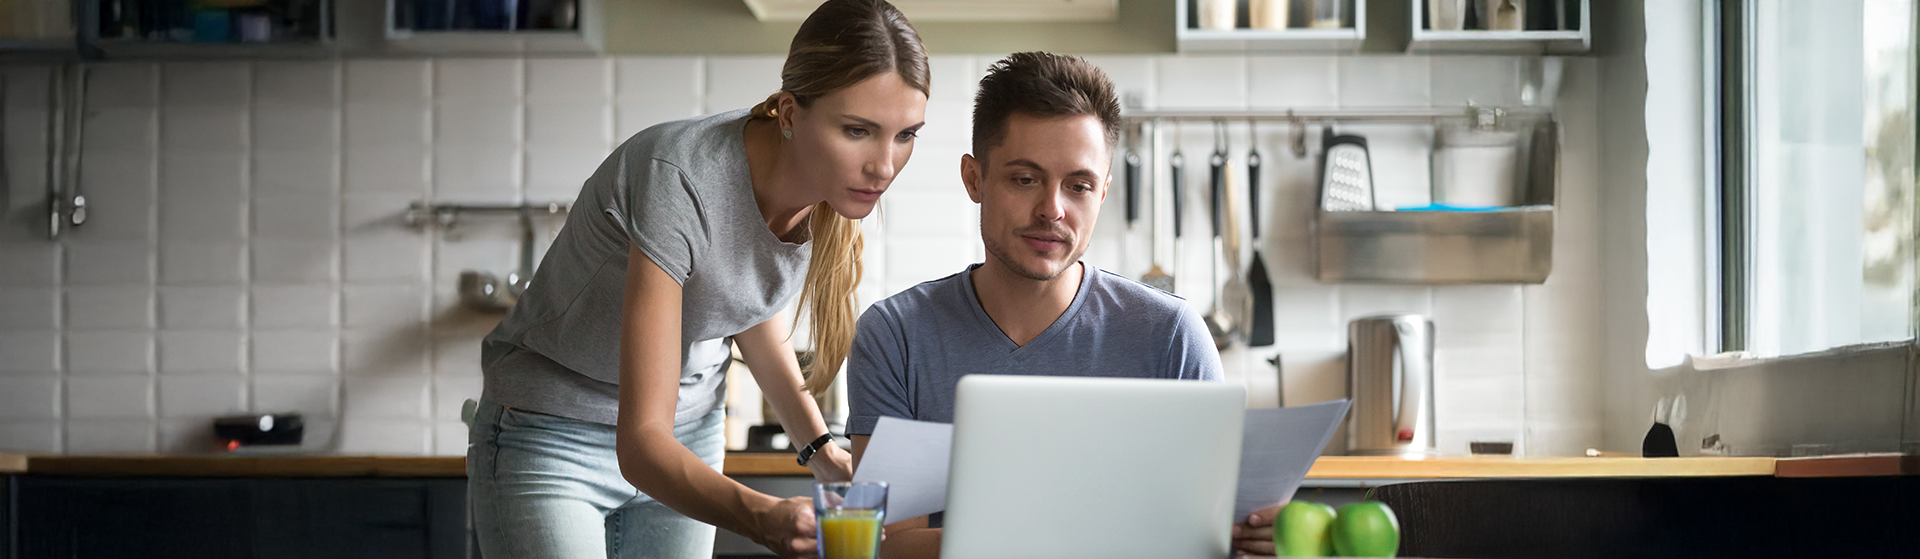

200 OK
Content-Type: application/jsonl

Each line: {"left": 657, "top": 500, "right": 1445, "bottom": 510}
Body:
{"left": 850, "top": 416, "right": 954, "bottom": 522}
{"left": 1234, "top": 399, "right": 1352, "bottom": 520}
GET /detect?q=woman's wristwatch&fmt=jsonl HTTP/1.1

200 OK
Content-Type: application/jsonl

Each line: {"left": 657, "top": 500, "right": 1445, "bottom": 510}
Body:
{"left": 796, "top": 433, "right": 836, "bottom": 466}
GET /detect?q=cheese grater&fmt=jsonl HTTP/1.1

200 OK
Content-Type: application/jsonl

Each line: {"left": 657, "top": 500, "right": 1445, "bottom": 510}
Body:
{"left": 1318, "top": 134, "right": 1375, "bottom": 211}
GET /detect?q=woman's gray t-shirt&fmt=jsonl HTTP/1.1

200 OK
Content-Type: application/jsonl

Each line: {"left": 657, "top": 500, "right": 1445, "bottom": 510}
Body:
{"left": 480, "top": 109, "right": 811, "bottom": 426}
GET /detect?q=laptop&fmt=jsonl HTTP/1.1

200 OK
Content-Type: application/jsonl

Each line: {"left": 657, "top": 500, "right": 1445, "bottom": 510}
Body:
{"left": 939, "top": 375, "right": 1247, "bottom": 559}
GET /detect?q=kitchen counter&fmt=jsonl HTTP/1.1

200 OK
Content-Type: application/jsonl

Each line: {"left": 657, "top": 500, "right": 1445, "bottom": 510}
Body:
{"left": 0, "top": 451, "right": 1817, "bottom": 479}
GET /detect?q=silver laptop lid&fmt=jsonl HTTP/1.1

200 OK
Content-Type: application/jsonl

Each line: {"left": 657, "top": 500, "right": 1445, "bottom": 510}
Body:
{"left": 940, "top": 375, "right": 1247, "bottom": 559}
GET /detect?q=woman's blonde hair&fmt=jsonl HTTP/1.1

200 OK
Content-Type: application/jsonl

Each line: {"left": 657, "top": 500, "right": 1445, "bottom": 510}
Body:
{"left": 749, "top": 0, "right": 929, "bottom": 395}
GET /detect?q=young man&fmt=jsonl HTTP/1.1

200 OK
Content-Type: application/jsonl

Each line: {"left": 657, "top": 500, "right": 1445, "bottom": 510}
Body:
{"left": 843, "top": 52, "right": 1278, "bottom": 558}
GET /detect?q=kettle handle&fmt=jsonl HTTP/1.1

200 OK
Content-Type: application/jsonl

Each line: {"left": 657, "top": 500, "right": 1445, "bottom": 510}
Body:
{"left": 1392, "top": 321, "right": 1427, "bottom": 443}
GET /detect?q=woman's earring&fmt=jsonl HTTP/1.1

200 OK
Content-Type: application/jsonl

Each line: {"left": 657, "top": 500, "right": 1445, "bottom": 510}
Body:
{"left": 782, "top": 129, "right": 793, "bottom": 140}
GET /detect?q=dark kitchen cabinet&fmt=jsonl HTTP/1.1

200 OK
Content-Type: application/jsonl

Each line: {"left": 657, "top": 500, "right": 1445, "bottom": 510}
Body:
{"left": 5, "top": 476, "right": 468, "bottom": 559}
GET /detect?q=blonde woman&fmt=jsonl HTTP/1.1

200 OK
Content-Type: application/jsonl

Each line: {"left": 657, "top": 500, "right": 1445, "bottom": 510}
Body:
{"left": 466, "top": 1, "right": 929, "bottom": 557}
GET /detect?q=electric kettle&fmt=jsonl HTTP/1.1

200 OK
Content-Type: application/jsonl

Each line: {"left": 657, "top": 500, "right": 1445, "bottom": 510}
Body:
{"left": 1346, "top": 315, "right": 1437, "bottom": 456}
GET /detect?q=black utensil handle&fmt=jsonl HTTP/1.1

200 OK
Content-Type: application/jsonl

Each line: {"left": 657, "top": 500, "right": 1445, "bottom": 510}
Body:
{"left": 1124, "top": 150, "right": 1141, "bottom": 225}
{"left": 1248, "top": 150, "right": 1262, "bottom": 239}
{"left": 1171, "top": 153, "right": 1185, "bottom": 238}
{"left": 1209, "top": 154, "right": 1225, "bottom": 238}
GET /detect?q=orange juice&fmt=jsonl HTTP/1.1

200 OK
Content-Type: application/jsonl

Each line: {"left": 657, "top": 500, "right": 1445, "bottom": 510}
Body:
{"left": 819, "top": 509, "right": 883, "bottom": 559}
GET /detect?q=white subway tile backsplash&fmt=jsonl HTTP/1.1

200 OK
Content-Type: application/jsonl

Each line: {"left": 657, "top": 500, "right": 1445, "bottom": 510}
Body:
{"left": 252, "top": 374, "right": 339, "bottom": 415}
{"left": 159, "top": 241, "right": 245, "bottom": 285}
{"left": 253, "top": 195, "right": 340, "bottom": 241}
{"left": 158, "top": 286, "right": 243, "bottom": 329}
{"left": 252, "top": 240, "right": 337, "bottom": 284}
{"left": 65, "top": 331, "right": 153, "bottom": 375}
{"left": 0, "top": 331, "right": 59, "bottom": 374}
{"left": 342, "top": 327, "right": 428, "bottom": 377}
{"left": 158, "top": 330, "right": 243, "bottom": 374}
{"left": 704, "top": 57, "right": 784, "bottom": 115}
{"left": 435, "top": 59, "right": 524, "bottom": 104}
{"left": 435, "top": 100, "right": 524, "bottom": 147}
{"left": 880, "top": 193, "right": 973, "bottom": 238}
{"left": 158, "top": 418, "right": 225, "bottom": 453}
{"left": 344, "top": 146, "right": 431, "bottom": 196}
{"left": 1429, "top": 56, "right": 1521, "bottom": 107}
{"left": 67, "top": 242, "right": 151, "bottom": 285}
{"left": 1249, "top": 56, "right": 1339, "bottom": 108}
{"left": 71, "top": 153, "right": 158, "bottom": 243}
{"left": 254, "top": 150, "right": 340, "bottom": 197}
{"left": 433, "top": 421, "right": 469, "bottom": 456}
{"left": 66, "top": 419, "right": 156, "bottom": 454}
{"left": 1432, "top": 285, "right": 1523, "bottom": 343}
{"left": 1156, "top": 55, "right": 1246, "bottom": 109}
{"left": 344, "top": 284, "right": 428, "bottom": 327}
{"left": 615, "top": 57, "right": 702, "bottom": 106}
{"left": 340, "top": 419, "right": 430, "bottom": 455}
{"left": 432, "top": 145, "right": 523, "bottom": 203}
{"left": 526, "top": 104, "right": 612, "bottom": 148}
{"left": 525, "top": 147, "right": 607, "bottom": 201}
{"left": 3, "top": 52, "right": 1608, "bottom": 456}
{"left": 163, "top": 62, "right": 251, "bottom": 107}
{"left": 158, "top": 374, "right": 247, "bottom": 418}
{"left": 66, "top": 286, "right": 154, "bottom": 329}
{"left": 528, "top": 58, "right": 612, "bottom": 103}
{"left": 1337, "top": 56, "right": 1430, "bottom": 107}
{"left": 0, "top": 376, "right": 60, "bottom": 419}
{"left": 0, "top": 421, "right": 60, "bottom": 453}
{"left": 161, "top": 107, "right": 249, "bottom": 152}
{"left": 67, "top": 375, "right": 153, "bottom": 419}
{"left": 251, "top": 330, "right": 339, "bottom": 374}
{"left": 251, "top": 286, "right": 339, "bottom": 329}
{"left": 886, "top": 239, "right": 976, "bottom": 288}
{"left": 255, "top": 61, "right": 341, "bottom": 108}
{"left": 1338, "top": 285, "right": 1432, "bottom": 325}
{"left": 0, "top": 288, "right": 58, "bottom": 330}
{"left": 253, "top": 106, "right": 341, "bottom": 152}
{"left": 83, "top": 108, "right": 160, "bottom": 154}
{"left": 343, "top": 375, "right": 429, "bottom": 419}
{"left": 433, "top": 374, "right": 482, "bottom": 421}
{"left": 0, "top": 243, "right": 58, "bottom": 286}
{"left": 346, "top": 60, "right": 432, "bottom": 104}
{"left": 345, "top": 103, "right": 433, "bottom": 147}
{"left": 88, "top": 64, "right": 160, "bottom": 108}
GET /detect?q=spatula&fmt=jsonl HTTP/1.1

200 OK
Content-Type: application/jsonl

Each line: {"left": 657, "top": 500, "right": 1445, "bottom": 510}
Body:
{"left": 1248, "top": 120, "right": 1275, "bottom": 347}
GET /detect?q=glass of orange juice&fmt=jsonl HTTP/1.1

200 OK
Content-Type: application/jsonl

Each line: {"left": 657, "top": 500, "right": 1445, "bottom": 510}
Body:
{"left": 813, "top": 481, "right": 887, "bottom": 559}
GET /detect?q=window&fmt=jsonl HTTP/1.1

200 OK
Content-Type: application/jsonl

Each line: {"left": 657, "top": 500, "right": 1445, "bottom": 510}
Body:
{"left": 1717, "top": 0, "right": 1918, "bottom": 357}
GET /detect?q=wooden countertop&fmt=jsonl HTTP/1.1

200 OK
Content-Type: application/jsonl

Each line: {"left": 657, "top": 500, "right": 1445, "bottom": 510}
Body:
{"left": 1, "top": 451, "right": 1797, "bottom": 479}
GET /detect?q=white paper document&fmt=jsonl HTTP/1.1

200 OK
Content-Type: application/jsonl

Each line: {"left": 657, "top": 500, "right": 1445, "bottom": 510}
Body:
{"left": 1233, "top": 399, "right": 1352, "bottom": 520}
{"left": 850, "top": 416, "right": 954, "bottom": 522}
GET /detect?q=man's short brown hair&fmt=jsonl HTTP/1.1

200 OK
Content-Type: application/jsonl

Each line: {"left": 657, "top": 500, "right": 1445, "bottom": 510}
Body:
{"left": 971, "top": 52, "right": 1123, "bottom": 166}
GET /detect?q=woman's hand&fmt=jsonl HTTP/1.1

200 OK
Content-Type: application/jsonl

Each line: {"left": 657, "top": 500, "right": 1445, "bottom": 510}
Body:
{"left": 807, "top": 441, "right": 854, "bottom": 482}
{"left": 751, "top": 496, "right": 820, "bottom": 559}
{"left": 1231, "top": 504, "right": 1283, "bottom": 556}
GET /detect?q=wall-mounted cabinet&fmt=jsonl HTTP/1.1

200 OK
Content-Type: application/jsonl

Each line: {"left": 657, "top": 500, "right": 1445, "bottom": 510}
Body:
{"left": 1176, "top": 0, "right": 1366, "bottom": 53}
{"left": 76, "top": 0, "right": 337, "bottom": 59}
{"left": 1408, "top": 0, "right": 1590, "bottom": 54}
{"left": 382, "top": 0, "right": 601, "bottom": 54}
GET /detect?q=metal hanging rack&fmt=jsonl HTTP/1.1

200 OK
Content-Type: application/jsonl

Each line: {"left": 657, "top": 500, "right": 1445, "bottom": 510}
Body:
{"left": 405, "top": 201, "right": 571, "bottom": 229}
{"left": 1123, "top": 105, "right": 1543, "bottom": 157}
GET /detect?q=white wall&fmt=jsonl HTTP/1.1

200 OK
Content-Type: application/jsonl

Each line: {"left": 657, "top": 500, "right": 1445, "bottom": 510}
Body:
{"left": 0, "top": 51, "right": 1606, "bottom": 457}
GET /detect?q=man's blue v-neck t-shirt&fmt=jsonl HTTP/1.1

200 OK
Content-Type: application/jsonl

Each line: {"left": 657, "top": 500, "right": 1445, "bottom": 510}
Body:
{"left": 845, "top": 262, "right": 1224, "bottom": 436}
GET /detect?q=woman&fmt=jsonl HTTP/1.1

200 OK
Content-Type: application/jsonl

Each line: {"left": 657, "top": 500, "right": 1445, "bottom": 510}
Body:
{"left": 466, "top": 1, "right": 929, "bottom": 557}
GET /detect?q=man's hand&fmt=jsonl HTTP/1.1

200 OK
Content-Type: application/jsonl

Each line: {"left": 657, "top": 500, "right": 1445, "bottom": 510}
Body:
{"left": 751, "top": 496, "right": 819, "bottom": 559}
{"left": 1232, "top": 504, "right": 1283, "bottom": 556}
{"left": 808, "top": 442, "right": 853, "bottom": 482}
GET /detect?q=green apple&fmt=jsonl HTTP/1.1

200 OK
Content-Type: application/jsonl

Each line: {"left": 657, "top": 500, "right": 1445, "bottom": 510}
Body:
{"left": 1330, "top": 501, "right": 1401, "bottom": 557}
{"left": 1272, "top": 501, "right": 1338, "bottom": 557}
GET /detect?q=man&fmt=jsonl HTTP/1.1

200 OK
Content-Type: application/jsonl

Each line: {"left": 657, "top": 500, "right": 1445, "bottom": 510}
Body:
{"left": 843, "top": 52, "right": 1280, "bottom": 558}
